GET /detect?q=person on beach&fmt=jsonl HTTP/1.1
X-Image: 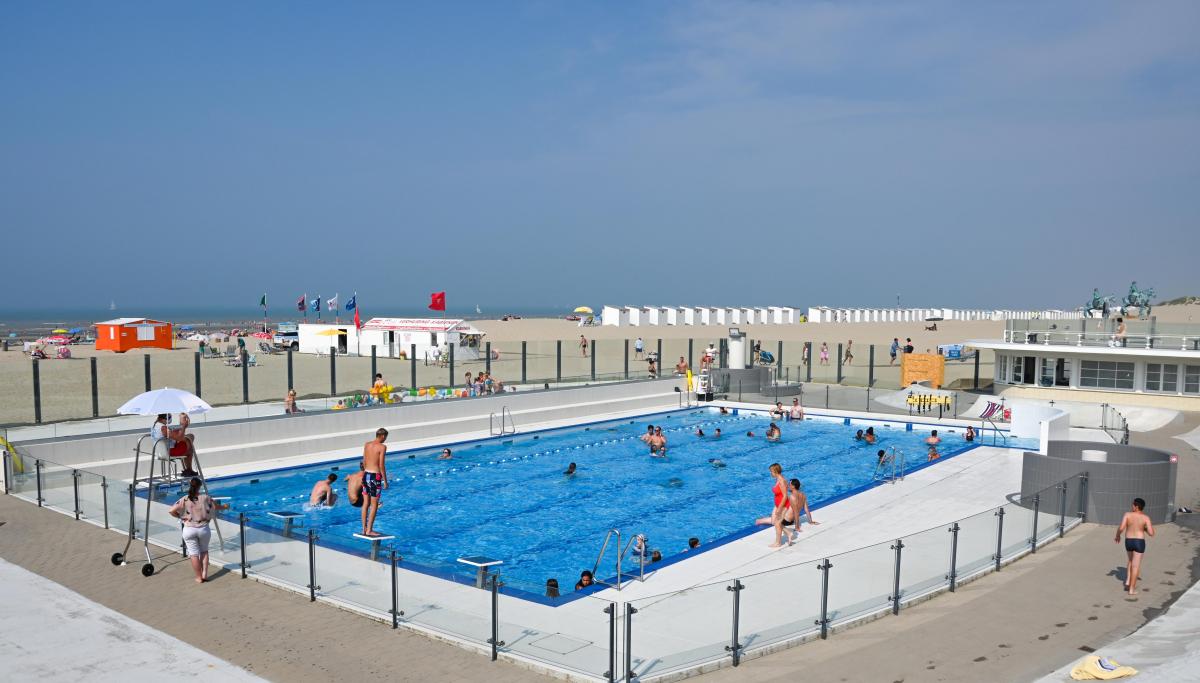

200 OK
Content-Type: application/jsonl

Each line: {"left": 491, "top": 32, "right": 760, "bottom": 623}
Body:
{"left": 675, "top": 356, "right": 689, "bottom": 375}
{"left": 766, "top": 423, "right": 781, "bottom": 441}
{"left": 890, "top": 338, "right": 900, "bottom": 365}
{"left": 802, "top": 343, "right": 809, "bottom": 366}
{"left": 789, "top": 398, "right": 804, "bottom": 422}
{"left": 1116, "top": 498, "right": 1154, "bottom": 595}
{"left": 575, "top": 570, "right": 594, "bottom": 591}
{"left": 844, "top": 339, "right": 854, "bottom": 366}
{"left": 361, "top": 428, "right": 389, "bottom": 537}
{"left": 309, "top": 473, "right": 338, "bottom": 507}
{"left": 819, "top": 342, "right": 830, "bottom": 365}
{"left": 755, "top": 463, "right": 792, "bottom": 548}
{"left": 634, "top": 337, "right": 644, "bottom": 359}
{"left": 904, "top": 338, "right": 914, "bottom": 354}
{"left": 169, "top": 478, "right": 226, "bottom": 584}
{"left": 346, "top": 462, "right": 365, "bottom": 508}
{"left": 580, "top": 335, "right": 588, "bottom": 357}
{"left": 769, "top": 402, "right": 785, "bottom": 420}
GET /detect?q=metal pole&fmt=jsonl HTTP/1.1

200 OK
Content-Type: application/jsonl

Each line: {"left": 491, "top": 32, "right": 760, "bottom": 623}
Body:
{"left": 777, "top": 340, "right": 783, "bottom": 369}
{"left": 371, "top": 345, "right": 377, "bottom": 385}
{"left": 329, "top": 347, "right": 337, "bottom": 396}
{"left": 91, "top": 357, "right": 100, "bottom": 417}
{"left": 825, "top": 385, "right": 830, "bottom": 409}
{"left": 36, "top": 459, "right": 43, "bottom": 506}
{"left": 410, "top": 344, "right": 417, "bottom": 389}
{"left": 688, "top": 338, "right": 694, "bottom": 370}
{"left": 726, "top": 579, "right": 744, "bottom": 666}
{"left": 241, "top": 349, "right": 249, "bottom": 403}
{"left": 623, "top": 340, "right": 629, "bottom": 379}
{"left": 488, "top": 574, "right": 505, "bottom": 660}
{"left": 556, "top": 340, "right": 562, "bottom": 383}
{"left": 657, "top": 339, "right": 663, "bottom": 374}
{"left": 72, "top": 469, "right": 80, "bottom": 519}
{"left": 287, "top": 348, "right": 294, "bottom": 392}
{"left": 889, "top": 539, "right": 904, "bottom": 615}
{"left": 591, "top": 340, "right": 596, "bottom": 380}
{"left": 144, "top": 353, "right": 151, "bottom": 392}
{"left": 32, "top": 359, "right": 42, "bottom": 424}
{"left": 624, "top": 603, "right": 638, "bottom": 682}
{"left": 1057, "top": 482, "right": 1068, "bottom": 538}
{"left": 994, "top": 507, "right": 1006, "bottom": 571}
{"left": 816, "top": 559, "right": 831, "bottom": 639}
{"left": 1029, "top": 493, "right": 1040, "bottom": 553}
{"left": 521, "top": 341, "right": 527, "bottom": 384}
{"left": 868, "top": 344, "right": 875, "bottom": 386}
{"left": 101, "top": 477, "right": 109, "bottom": 528}
{"left": 948, "top": 522, "right": 960, "bottom": 592}
{"left": 449, "top": 344, "right": 455, "bottom": 388}
{"left": 953, "top": 392, "right": 959, "bottom": 418}
{"left": 239, "top": 513, "right": 247, "bottom": 579}
{"left": 2, "top": 450, "right": 8, "bottom": 496}
{"left": 307, "top": 529, "right": 318, "bottom": 602}
{"left": 604, "top": 603, "right": 616, "bottom": 683}
{"left": 837, "top": 343, "right": 843, "bottom": 383}
{"left": 1078, "top": 473, "right": 1089, "bottom": 522}
{"left": 973, "top": 352, "right": 981, "bottom": 390}
{"left": 391, "top": 549, "right": 402, "bottom": 629}
{"left": 805, "top": 342, "right": 812, "bottom": 381}
{"left": 485, "top": 342, "right": 492, "bottom": 375}
{"left": 866, "top": 387, "right": 871, "bottom": 411}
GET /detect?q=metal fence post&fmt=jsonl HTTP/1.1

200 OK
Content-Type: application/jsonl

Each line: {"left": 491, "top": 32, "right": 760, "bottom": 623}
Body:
{"left": 805, "top": 343, "right": 813, "bottom": 381}
{"left": 371, "top": 345, "right": 377, "bottom": 385}
{"left": 32, "top": 359, "right": 42, "bottom": 424}
{"left": 485, "top": 342, "right": 492, "bottom": 375}
{"left": 91, "top": 357, "right": 101, "bottom": 417}
{"left": 953, "top": 392, "right": 959, "bottom": 418}
{"left": 488, "top": 574, "right": 505, "bottom": 661}
{"left": 2, "top": 450, "right": 9, "bottom": 495}
{"left": 837, "top": 343, "right": 843, "bottom": 383}
{"left": 591, "top": 340, "right": 596, "bottom": 380}
{"left": 948, "top": 522, "right": 960, "bottom": 592}
{"left": 889, "top": 538, "right": 904, "bottom": 615}
{"left": 825, "top": 385, "right": 830, "bottom": 409}
{"left": 726, "top": 579, "right": 744, "bottom": 666}
{"left": 449, "top": 344, "right": 455, "bottom": 388}
{"left": 307, "top": 529, "right": 319, "bottom": 601}
{"left": 973, "top": 352, "right": 981, "bottom": 390}
{"left": 1029, "top": 494, "right": 1041, "bottom": 553}
{"left": 866, "top": 387, "right": 871, "bottom": 411}
{"left": 689, "top": 339, "right": 695, "bottom": 370}
{"left": 144, "top": 353, "right": 151, "bottom": 392}
{"left": 1057, "top": 482, "right": 1068, "bottom": 537}
{"left": 604, "top": 603, "right": 617, "bottom": 683}
{"left": 241, "top": 350, "right": 249, "bottom": 403}
{"left": 239, "top": 513, "right": 247, "bottom": 579}
{"left": 657, "top": 339, "right": 663, "bottom": 373}
{"left": 1078, "top": 473, "right": 1089, "bottom": 521}
{"left": 624, "top": 340, "right": 630, "bottom": 379}
{"left": 556, "top": 340, "right": 562, "bottom": 383}
{"left": 391, "top": 549, "right": 404, "bottom": 628}
{"left": 329, "top": 347, "right": 337, "bottom": 396}
{"left": 72, "top": 469, "right": 80, "bottom": 519}
{"left": 816, "top": 559, "right": 831, "bottom": 639}
{"left": 521, "top": 341, "right": 528, "bottom": 384}
{"left": 777, "top": 340, "right": 783, "bottom": 369}
{"left": 101, "top": 477, "right": 109, "bottom": 528}
{"left": 287, "top": 348, "right": 294, "bottom": 392}
{"left": 624, "top": 603, "right": 638, "bottom": 682}
{"left": 410, "top": 344, "right": 417, "bottom": 389}
{"left": 994, "top": 507, "right": 1006, "bottom": 571}
{"left": 35, "top": 459, "right": 43, "bottom": 506}
{"left": 868, "top": 345, "right": 875, "bottom": 386}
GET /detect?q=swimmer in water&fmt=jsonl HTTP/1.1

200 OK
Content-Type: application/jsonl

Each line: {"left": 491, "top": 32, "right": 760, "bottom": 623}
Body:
{"left": 665, "top": 477, "right": 684, "bottom": 488}
{"left": 766, "top": 423, "right": 781, "bottom": 442}
{"left": 864, "top": 427, "right": 877, "bottom": 445}
{"left": 708, "top": 458, "right": 727, "bottom": 468}
{"left": 309, "top": 473, "right": 338, "bottom": 507}
{"left": 854, "top": 429, "right": 864, "bottom": 441}
{"left": 714, "top": 428, "right": 722, "bottom": 438}
{"left": 564, "top": 462, "right": 576, "bottom": 477}
{"left": 746, "top": 431, "right": 755, "bottom": 438}
{"left": 696, "top": 428, "right": 705, "bottom": 437}
{"left": 719, "top": 407, "right": 730, "bottom": 415}
{"left": 439, "top": 448, "right": 452, "bottom": 460}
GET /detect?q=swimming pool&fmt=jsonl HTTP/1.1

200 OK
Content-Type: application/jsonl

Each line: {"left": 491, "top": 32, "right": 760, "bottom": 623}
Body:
{"left": 208, "top": 408, "right": 1031, "bottom": 596}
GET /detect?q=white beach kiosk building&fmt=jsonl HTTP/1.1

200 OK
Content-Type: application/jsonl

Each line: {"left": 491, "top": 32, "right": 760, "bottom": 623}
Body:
{"left": 298, "top": 318, "right": 487, "bottom": 362}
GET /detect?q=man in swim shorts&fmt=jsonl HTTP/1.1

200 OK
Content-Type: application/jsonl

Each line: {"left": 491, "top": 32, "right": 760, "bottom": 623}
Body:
{"left": 1115, "top": 497, "right": 1155, "bottom": 595}
{"left": 788, "top": 398, "right": 804, "bottom": 421}
{"left": 346, "top": 462, "right": 365, "bottom": 508}
{"left": 309, "top": 473, "right": 338, "bottom": 507}
{"left": 361, "top": 428, "right": 389, "bottom": 537}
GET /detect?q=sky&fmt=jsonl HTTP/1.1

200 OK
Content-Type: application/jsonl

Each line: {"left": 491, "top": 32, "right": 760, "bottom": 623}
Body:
{"left": 2, "top": 1, "right": 1198, "bottom": 315}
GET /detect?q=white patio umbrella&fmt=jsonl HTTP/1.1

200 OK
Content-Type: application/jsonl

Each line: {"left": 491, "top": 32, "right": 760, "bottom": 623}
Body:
{"left": 117, "top": 387, "right": 212, "bottom": 416}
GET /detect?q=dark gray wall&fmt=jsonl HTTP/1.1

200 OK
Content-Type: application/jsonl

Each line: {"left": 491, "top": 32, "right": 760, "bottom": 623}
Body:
{"left": 1021, "top": 441, "right": 1177, "bottom": 525}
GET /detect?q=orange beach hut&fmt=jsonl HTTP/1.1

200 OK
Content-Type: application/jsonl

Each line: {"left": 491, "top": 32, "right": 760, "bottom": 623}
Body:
{"left": 94, "top": 317, "right": 174, "bottom": 353}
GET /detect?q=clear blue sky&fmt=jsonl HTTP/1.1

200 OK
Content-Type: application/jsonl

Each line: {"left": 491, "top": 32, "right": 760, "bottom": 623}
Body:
{"left": 3, "top": 1, "right": 1197, "bottom": 314}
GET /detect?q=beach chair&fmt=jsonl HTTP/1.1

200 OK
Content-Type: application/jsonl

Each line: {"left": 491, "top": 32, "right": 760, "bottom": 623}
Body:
{"left": 757, "top": 350, "right": 775, "bottom": 366}
{"left": 246, "top": 354, "right": 258, "bottom": 367}
{"left": 258, "top": 342, "right": 276, "bottom": 355}
{"left": 224, "top": 344, "right": 237, "bottom": 357}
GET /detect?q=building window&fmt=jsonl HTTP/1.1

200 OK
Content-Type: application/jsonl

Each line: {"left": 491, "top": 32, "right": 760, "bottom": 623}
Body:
{"left": 1042, "top": 358, "right": 1070, "bottom": 387}
{"left": 997, "top": 354, "right": 1009, "bottom": 383}
{"left": 1010, "top": 355, "right": 1023, "bottom": 384}
{"left": 1145, "top": 363, "right": 1178, "bottom": 393}
{"left": 1079, "top": 360, "right": 1135, "bottom": 390}
{"left": 1185, "top": 365, "right": 1200, "bottom": 394}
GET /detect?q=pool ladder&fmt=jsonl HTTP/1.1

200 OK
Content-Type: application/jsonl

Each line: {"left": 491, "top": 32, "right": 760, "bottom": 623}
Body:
{"left": 873, "top": 446, "right": 906, "bottom": 484}
{"left": 489, "top": 406, "right": 516, "bottom": 437}
{"left": 592, "top": 529, "right": 649, "bottom": 591}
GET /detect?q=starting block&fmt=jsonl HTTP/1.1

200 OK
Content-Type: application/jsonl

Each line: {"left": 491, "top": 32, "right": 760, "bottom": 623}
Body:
{"left": 267, "top": 511, "right": 303, "bottom": 537}
{"left": 353, "top": 533, "right": 395, "bottom": 560}
{"left": 457, "top": 555, "right": 503, "bottom": 588}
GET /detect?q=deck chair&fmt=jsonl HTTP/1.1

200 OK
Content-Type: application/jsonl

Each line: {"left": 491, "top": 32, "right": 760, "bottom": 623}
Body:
{"left": 979, "top": 401, "right": 1004, "bottom": 420}
{"left": 757, "top": 350, "right": 775, "bottom": 365}
{"left": 258, "top": 342, "right": 275, "bottom": 355}
{"left": 246, "top": 354, "right": 258, "bottom": 367}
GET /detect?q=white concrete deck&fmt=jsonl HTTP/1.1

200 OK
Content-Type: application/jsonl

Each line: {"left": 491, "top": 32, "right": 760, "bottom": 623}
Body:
{"left": 0, "top": 557, "right": 263, "bottom": 682}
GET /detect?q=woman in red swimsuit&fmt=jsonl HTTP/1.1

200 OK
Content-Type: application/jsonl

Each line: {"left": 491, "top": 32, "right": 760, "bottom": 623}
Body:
{"left": 754, "top": 463, "right": 791, "bottom": 548}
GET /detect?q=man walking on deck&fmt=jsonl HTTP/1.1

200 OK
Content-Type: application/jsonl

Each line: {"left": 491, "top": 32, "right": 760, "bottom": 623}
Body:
{"left": 361, "top": 428, "right": 389, "bottom": 537}
{"left": 1115, "top": 498, "right": 1155, "bottom": 595}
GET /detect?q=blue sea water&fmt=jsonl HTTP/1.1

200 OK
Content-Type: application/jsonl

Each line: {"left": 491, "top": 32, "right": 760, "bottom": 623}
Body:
{"left": 208, "top": 408, "right": 1031, "bottom": 594}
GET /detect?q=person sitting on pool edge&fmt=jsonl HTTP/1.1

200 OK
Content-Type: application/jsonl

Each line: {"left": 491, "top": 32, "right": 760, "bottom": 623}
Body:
{"left": 575, "top": 570, "right": 594, "bottom": 591}
{"left": 309, "top": 473, "right": 338, "bottom": 507}
{"left": 766, "top": 423, "right": 781, "bottom": 442}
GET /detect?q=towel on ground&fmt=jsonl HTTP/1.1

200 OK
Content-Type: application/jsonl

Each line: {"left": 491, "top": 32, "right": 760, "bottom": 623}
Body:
{"left": 1069, "top": 655, "right": 1138, "bottom": 680}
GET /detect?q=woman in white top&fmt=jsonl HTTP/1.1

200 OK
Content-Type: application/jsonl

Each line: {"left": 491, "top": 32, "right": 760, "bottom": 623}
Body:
{"left": 169, "top": 478, "right": 224, "bottom": 583}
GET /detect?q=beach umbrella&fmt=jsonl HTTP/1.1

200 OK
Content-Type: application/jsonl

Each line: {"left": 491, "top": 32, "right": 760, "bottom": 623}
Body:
{"left": 316, "top": 328, "right": 342, "bottom": 336}
{"left": 180, "top": 325, "right": 193, "bottom": 330}
{"left": 68, "top": 327, "right": 83, "bottom": 334}
{"left": 573, "top": 306, "right": 594, "bottom": 314}
{"left": 52, "top": 328, "right": 68, "bottom": 333}
{"left": 118, "top": 387, "right": 211, "bottom": 416}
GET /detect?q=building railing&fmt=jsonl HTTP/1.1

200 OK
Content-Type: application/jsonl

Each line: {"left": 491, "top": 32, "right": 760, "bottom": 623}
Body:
{"left": 1004, "top": 319, "right": 1200, "bottom": 351}
{"left": 3, "top": 446, "right": 1086, "bottom": 682}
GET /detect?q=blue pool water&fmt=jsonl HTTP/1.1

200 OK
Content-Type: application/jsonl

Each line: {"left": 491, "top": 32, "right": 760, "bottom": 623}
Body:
{"left": 209, "top": 408, "right": 1031, "bottom": 595}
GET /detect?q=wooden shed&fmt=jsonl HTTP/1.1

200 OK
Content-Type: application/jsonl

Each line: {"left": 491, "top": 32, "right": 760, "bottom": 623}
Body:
{"left": 95, "top": 317, "right": 174, "bottom": 353}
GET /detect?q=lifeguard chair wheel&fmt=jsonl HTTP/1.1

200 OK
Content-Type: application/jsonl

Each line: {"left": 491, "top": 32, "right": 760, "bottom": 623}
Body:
{"left": 141, "top": 564, "right": 155, "bottom": 577}
{"left": 111, "top": 552, "right": 125, "bottom": 566}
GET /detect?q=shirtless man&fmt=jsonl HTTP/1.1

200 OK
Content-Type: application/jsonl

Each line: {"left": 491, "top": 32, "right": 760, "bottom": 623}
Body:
{"left": 308, "top": 473, "right": 338, "bottom": 507}
{"left": 926, "top": 429, "right": 941, "bottom": 461}
{"left": 1115, "top": 497, "right": 1155, "bottom": 595}
{"left": 1110, "top": 317, "right": 1128, "bottom": 348}
{"left": 640, "top": 425, "right": 655, "bottom": 448}
{"left": 788, "top": 398, "right": 804, "bottom": 422}
{"left": 361, "top": 428, "right": 389, "bottom": 537}
{"left": 345, "top": 462, "right": 365, "bottom": 508}
{"left": 783, "top": 479, "right": 820, "bottom": 539}
{"left": 652, "top": 426, "right": 668, "bottom": 455}
{"left": 675, "top": 356, "right": 689, "bottom": 375}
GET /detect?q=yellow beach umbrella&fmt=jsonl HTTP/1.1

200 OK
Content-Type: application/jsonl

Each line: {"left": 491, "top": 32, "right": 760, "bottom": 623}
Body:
{"left": 52, "top": 328, "right": 68, "bottom": 333}
{"left": 315, "top": 328, "right": 342, "bottom": 336}
{"left": 573, "top": 306, "right": 594, "bottom": 314}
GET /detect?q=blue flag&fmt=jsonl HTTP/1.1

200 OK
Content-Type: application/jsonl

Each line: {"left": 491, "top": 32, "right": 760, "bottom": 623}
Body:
{"left": 345, "top": 294, "right": 356, "bottom": 311}
{"left": 311, "top": 296, "right": 321, "bottom": 312}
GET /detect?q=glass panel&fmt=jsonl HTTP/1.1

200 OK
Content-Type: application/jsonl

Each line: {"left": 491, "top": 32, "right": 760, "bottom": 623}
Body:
{"left": 898, "top": 524, "right": 952, "bottom": 601}
{"left": 243, "top": 520, "right": 314, "bottom": 589}
{"left": 314, "top": 541, "right": 393, "bottom": 615}
{"left": 840, "top": 341, "right": 870, "bottom": 388}
{"left": 292, "top": 348, "right": 334, "bottom": 403}
{"left": 825, "top": 539, "right": 895, "bottom": 626}
{"left": 628, "top": 580, "right": 733, "bottom": 679}
{"left": 739, "top": 559, "right": 822, "bottom": 651}
{"left": 1036, "top": 486, "right": 1065, "bottom": 544}
{"left": 954, "top": 507, "right": 999, "bottom": 581}
{"left": 38, "top": 460, "right": 76, "bottom": 512}
{"left": 76, "top": 470, "right": 107, "bottom": 526}
{"left": 999, "top": 501, "right": 1035, "bottom": 561}
{"left": 201, "top": 348, "right": 247, "bottom": 408}
{"left": 498, "top": 592, "right": 614, "bottom": 679}
{"left": 106, "top": 480, "right": 134, "bottom": 537}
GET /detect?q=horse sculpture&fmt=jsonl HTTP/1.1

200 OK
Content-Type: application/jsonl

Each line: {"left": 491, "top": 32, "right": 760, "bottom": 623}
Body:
{"left": 1084, "top": 288, "right": 1117, "bottom": 318}
{"left": 1121, "top": 281, "right": 1155, "bottom": 318}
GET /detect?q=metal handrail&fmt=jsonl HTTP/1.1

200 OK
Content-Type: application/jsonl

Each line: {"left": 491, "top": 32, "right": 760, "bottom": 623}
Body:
{"left": 592, "top": 528, "right": 620, "bottom": 588}
{"left": 488, "top": 407, "right": 517, "bottom": 437}
{"left": 619, "top": 534, "right": 649, "bottom": 585}
{"left": 1003, "top": 328, "right": 1200, "bottom": 350}
{"left": 984, "top": 417, "right": 1009, "bottom": 445}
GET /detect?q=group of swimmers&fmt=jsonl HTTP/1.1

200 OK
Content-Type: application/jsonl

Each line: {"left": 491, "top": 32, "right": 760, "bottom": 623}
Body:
{"left": 769, "top": 399, "right": 805, "bottom": 422}
{"left": 641, "top": 425, "right": 669, "bottom": 455}
{"left": 853, "top": 427, "right": 878, "bottom": 445}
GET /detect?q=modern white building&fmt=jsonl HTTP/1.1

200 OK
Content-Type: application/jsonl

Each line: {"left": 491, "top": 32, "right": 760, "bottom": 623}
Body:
{"left": 298, "top": 318, "right": 486, "bottom": 362}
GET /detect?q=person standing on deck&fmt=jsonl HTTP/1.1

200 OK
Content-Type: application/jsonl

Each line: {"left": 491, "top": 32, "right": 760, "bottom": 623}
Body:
{"left": 1115, "top": 498, "right": 1155, "bottom": 595}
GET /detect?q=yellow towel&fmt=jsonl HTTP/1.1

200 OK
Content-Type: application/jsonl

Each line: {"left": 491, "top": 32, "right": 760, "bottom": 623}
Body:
{"left": 1070, "top": 655, "right": 1138, "bottom": 680}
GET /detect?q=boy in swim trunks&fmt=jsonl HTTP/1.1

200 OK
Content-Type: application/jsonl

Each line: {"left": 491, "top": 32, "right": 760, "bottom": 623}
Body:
{"left": 361, "top": 428, "right": 389, "bottom": 537}
{"left": 346, "top": 463, "right": 365, "bottom": 508}
{"left": 1115, "top": 497, "right": 1155, "bottom": 595}
{"left": 309, "top": 473, "right": 338, "bottom": 507}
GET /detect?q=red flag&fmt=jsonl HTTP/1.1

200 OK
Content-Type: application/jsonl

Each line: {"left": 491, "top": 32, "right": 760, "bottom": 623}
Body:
{"left": 354, "top": 306, "right": 362, "bottom": 329}
{"left": 296, "top": 294, "right": 306, "bottom": 312}
{"left": 429, "top": 291, "right": 446, "bottom": 311}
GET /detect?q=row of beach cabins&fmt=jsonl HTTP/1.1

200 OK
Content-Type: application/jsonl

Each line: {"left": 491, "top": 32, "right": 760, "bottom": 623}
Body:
{"left": 599, "top": 305, "right": 1078, "bottom": 327}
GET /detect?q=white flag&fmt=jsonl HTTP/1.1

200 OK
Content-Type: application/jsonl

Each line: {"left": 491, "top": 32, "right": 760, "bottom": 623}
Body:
{"left": 327, "top": 293, "right": 338, "bottom": 310}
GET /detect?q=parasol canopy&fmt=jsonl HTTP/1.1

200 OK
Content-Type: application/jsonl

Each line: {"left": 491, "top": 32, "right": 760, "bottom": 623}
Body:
{"left": 573, "top": 306, "right": 594, "bottom": 314}
{"left": 118, "top": 387, "right": 211, "bottom": 416}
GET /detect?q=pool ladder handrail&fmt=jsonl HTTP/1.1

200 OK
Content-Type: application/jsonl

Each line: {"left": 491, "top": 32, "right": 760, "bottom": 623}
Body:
{"left": 984, "top": 416, "right": 1008, "bottom": 445}
{"left": 592, "top": 529, "right": 648, "bottom": 591}
{"left": 489, "top": 406, "right": 516, "bottom": 436}
{"left": 619, "top": 534, "right": 649, "bottom": 585}
{"left": 873, "top": 446, "right": 906, "bottom": 484}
